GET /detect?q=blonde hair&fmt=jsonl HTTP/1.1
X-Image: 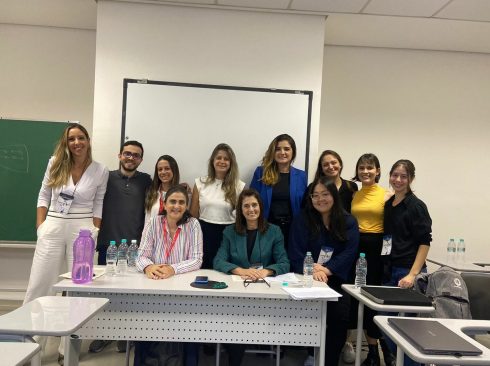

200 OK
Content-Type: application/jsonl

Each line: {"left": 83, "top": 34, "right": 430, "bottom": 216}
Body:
{"left": 205, "top": 143, "right": 240, "bottom": 209}
{"left": 48, "top": 123, "right": 92, "bottom": 188}
{"left": 260, "top": 134, "right": 296, "bottom": 186}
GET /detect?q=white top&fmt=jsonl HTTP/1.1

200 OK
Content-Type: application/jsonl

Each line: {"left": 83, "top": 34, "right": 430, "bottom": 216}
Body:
{"left": 145, "top": 190, "right": 165, "bottom": 224}
{"left": 37, "top": 157, "right": 109, "bottom": 218}
{"left": 194, "top": 176, "right": 245, "bottom": 225}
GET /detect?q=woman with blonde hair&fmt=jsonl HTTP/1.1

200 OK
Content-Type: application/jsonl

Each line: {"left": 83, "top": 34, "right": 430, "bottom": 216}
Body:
{"left": 24, "top": 123, "right": 108, "bottom": 363}
{"left": 251, "top": 134, "right": 306, "bottom": 250}
{"left": 190, "top": 143, "right": 245, "bottom": 269}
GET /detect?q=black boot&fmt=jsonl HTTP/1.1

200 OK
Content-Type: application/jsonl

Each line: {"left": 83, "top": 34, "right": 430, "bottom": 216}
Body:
{"left": 379, "top": 338, "right": 396, "bottom": 366}
{"left": 361, "top": 344, "right": 380, "bottom": 366}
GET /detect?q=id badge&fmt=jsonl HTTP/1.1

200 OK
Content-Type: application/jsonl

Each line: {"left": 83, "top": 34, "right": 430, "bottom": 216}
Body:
{"left": 251, "top": 262, "right": 263, "bottom": 270}
{"left": 318, "top": 246, "right": 334, "bottom": 264}
{"left": 55, "top": 191, "right": 74, "bottom": 215}
{"left": 381, "top": 235, "right": 392, "bottom": 256}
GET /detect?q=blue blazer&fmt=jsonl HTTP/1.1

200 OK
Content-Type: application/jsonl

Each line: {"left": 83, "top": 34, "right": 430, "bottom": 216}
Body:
{"left": 213, "top": 224, "right": 290, "bottom": 275}
{"left": 250, "top": 166, "right": 307, "bottom": 219}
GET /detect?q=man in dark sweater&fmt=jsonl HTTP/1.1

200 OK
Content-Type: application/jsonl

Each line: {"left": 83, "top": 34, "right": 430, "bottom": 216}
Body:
{"left": 89, "top": 140, "right": 152, "bottom": 354}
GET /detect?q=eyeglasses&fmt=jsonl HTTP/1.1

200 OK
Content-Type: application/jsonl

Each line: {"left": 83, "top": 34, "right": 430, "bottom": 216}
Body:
{"left": 122, "top": 151, "right": 142, "bottom": 160}
{"left": 243, "top": 278, "right": 270, "bottom": 288}
{"left": 310, "top": 192, "right": 330, "bottom": 201}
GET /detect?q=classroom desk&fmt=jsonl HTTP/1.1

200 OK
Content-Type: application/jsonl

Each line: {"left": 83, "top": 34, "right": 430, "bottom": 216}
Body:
{"left": 0, "top": 296, "right": 109, "bottom": 366}
{"left": 0, "top": 342, "right": 41, "bottom": 366}
{"left": 374, "top": 316, "right": 490, "bottom": 365}
{"left": 427, "top": 258, "right": 490, "bottom": 272}
{"left": 341, "top": 284, "right": 435, "bottom": 366}
{"left": 53, "top": 269, "right": 335, "bottom": 366}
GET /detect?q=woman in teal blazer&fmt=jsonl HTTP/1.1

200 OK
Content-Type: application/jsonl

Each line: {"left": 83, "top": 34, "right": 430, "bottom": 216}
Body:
{"left": 214, "top": 188, "right": 290, "bottom": 278}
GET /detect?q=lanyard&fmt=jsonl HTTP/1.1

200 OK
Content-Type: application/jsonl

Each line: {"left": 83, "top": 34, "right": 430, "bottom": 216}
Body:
{"left": 158, "top": 195, "right": 165, "bottom": 215}
{"left": 162, "top": 217, "right": 181, "bottom": 260}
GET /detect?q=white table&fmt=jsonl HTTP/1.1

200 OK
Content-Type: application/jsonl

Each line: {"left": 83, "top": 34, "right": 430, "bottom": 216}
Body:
{"left": 53, "top": 269, "right": 335, "bottom": 366}
{"left": 342, "top": 284, "right": 435, "bottom": 366}
{"left": 0, "top": 296, "right": 109, "bottom": 366}
{"left": 0, "top": 342, "right": 41, "bottom": 366}
{"left": 427, "top": 258, "right": 490, "bottom": 273}
{"left": 374, "top": 316, "right": 490, "bottom": 365}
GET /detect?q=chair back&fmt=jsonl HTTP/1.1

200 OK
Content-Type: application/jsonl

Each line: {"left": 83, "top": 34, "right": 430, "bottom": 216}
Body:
{"left": 461, "top": 272, "right": 490, "bottom": 320}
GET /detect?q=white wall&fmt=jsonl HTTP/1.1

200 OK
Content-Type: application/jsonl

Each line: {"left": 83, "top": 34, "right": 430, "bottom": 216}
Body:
{"left": 0, "top": 23, "right": 96, "bottom": 126}
{"left": 92, "top": 0, "right": 325, "bottom": 175}
{"left": 320, "top": 45, "right": 490, "bottom": 263}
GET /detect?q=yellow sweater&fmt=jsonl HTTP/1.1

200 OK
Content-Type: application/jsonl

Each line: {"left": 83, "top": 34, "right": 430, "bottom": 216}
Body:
{"left": 351, "top": 184, "right": 386, "bottom": 234}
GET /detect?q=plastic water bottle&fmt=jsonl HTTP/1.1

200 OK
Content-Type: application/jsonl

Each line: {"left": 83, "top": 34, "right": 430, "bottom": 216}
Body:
{"left": 106, "top": 240, "right": 118, "bottom": 276}
{"left": 447, "top": 238, "right": 456, "bottom": 264}
{"left": 117, "top": 239, "right": 129, "bottom": 274}
{"left": 456, "top": 239, "right": 466, "bottom": 264}
{"left": 354, "top": 253, "right": 368, "bottom": 288}
{"left": 128, "top": 239, "right": 138, "bottom": 271}
{"left": 303, "top": 251, "right": 314, "bottom": 288}
{"left": 71, "top": 229, "right": 95, "bottom": 284}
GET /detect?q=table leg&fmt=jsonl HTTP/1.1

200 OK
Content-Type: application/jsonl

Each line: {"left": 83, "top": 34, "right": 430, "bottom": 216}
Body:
{"left": 316, "top": 300, "right": 327, "bottom": 366}
{"left": 64, "top": 335, "right": 82, "bottom": 366}
{"left": 276, "top": 345, "right": 280, "bottom": 366}
{"left": 396, "top": 346, "right": 404, "bottom": 366}
{"left": 355, "top": 302, "right": 365, "bottom": 366}
{"left": 216, "top": 343, "right": 221, "bottom": 366}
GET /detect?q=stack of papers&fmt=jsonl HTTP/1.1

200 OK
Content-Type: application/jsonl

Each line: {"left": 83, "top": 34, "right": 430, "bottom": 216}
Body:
{"left": 282, "top": 286, "right": 341, "bottom": 300}
{"left": 59, "top": 267, "right": 106, "bottom": 280}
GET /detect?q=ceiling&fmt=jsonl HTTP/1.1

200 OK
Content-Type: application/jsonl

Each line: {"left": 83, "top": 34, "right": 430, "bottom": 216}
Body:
{"left": 1, "top": 0, "right": 490, "bottom": 52}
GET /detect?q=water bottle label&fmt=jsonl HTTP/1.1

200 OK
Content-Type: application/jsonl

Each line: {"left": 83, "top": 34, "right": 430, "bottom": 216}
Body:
{"left": 318, "top": 247, "right": 334, "bottom": 264}
{"left": 381, "top": 235, "right": 392, "bottom": 256}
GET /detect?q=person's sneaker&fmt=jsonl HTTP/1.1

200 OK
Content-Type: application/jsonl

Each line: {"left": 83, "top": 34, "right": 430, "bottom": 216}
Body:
{"left": 304, "top": 355, "right": 315, "bottom": 366}
{"left": 88, "top": 339, "right": 112, "bottom": 353}
{"left": 117, "top": 340, "right": 127, "bottom": 353}
{"left": 342, "top": 342, "right": 356, "bottom": 364}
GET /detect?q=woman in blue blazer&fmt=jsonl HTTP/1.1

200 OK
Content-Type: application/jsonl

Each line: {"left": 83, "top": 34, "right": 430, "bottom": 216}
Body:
{"left": 214, "top": 188, "right": 289, "bottom": 365}
{"left": 250, "top": 134, "right": 307, "bottom": 250}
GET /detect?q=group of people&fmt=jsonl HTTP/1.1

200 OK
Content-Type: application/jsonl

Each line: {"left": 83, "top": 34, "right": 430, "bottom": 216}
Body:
{"left": 24, "top": 123, "right": 432, "bottom": 366}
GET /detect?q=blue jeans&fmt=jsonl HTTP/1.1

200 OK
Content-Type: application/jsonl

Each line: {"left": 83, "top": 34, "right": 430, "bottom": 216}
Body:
{"left": 383, "top": 266, "right": 427, "bottom": 366}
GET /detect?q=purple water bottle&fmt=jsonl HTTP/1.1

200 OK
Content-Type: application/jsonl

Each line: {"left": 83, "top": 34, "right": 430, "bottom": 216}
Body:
{"left": 71, "top": 229, "right": 95, "bottom": 284}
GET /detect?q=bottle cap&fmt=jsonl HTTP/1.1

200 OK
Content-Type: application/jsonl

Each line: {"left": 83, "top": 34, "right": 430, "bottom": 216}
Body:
{"left": 360, "top": 253, "right": 366, "bottom": 258}
{"left": 306, "top": 251, "right": 312, "bottom": 255}
{"left": 109, "top": 240, "right": 116, "bottom": 245}
{"left": 79, "top": 229, "right": 91, "bottom": 236}
{"left": 131, "top": 239, "right": 137, "bottom": 244}
{"left": 121, "top": 239, "right": 127, "bottom": 243}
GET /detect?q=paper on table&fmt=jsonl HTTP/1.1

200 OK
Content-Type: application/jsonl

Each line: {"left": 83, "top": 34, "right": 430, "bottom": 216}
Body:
{"left": 59, "top": 267, "right": 106, "bottom": 280}
{"left": 265, "top": 272, "right": 301, "bottom": 283}
{"left": 282, "top": 286, "right": 341, "bottom": 300}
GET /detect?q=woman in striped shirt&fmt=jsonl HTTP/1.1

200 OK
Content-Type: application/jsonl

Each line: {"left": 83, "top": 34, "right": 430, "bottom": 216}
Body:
{"left": 137, "top": 184, "right": 203, "bottom": 278}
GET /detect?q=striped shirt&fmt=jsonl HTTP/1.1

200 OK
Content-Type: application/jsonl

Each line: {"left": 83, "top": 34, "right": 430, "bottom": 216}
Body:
{"left": 136, "top": 215, "right": 203, "bottom": 274}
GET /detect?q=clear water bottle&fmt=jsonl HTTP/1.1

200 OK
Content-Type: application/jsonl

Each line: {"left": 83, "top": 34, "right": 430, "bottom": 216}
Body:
{"left": 456, "top": 239, "right": 466, "bottom": 264}
{"left": 303, "top": 251, "right": 314, "bottom": 288}
{"left": 106, "top": 240, "right": 118, "bottom": 276}
{"left": 354, "top": 253, "right": 367, "bottom": 288}
{"left": 71, "top": 229, "right": 95, "bottom": 284}
{"left": 128, "top": 239, "right": 138, "bottom": 271}
{"left": 447, "top": 238, "right": 456, "bottom": 264}
{"left": 117, "top": 239, "right": 129, "bottom": 275}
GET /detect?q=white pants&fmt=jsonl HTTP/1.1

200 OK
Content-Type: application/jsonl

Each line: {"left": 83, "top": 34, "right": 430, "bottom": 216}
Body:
{"left": 24, "top": 210, "right": 95, "bottom": 355}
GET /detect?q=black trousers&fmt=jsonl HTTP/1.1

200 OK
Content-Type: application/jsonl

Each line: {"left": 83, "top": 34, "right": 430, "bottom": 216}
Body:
{"left": 199, "top": 220, "right": 227, "bottom": 270}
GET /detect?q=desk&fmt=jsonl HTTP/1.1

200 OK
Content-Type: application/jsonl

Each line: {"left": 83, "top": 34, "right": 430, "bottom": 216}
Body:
{"left": 0, "top": 342, "right": 41, "bottom": 366}
{"left": 427, "top": 258, "right": 490, "bottom": 273}
{"left": 374, "top": 316, "right": 490, "bottom": 365}
{"left": 342, "top": 285, "right": 434, "bottom": 366}
{"left": 54, "top": 269, "right": 334, "bottom": 366}
{"left": 0, "top": 296, "right": 109, "bottom": 366}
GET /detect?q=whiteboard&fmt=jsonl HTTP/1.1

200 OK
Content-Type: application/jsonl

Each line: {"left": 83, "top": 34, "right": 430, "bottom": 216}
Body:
{"left": 122, "top": 80, "right": 312, "bottom": 186}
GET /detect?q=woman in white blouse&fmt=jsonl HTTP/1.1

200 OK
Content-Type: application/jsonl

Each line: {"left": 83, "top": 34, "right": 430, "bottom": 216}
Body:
{"left": 25, "top": 123, "right": 108, "bottom": 304}
{"left": 190, "top": 143, "right": 245, "bottom": 269}
{"left": 144, "top": 154, "right": 182, "bottom": 223}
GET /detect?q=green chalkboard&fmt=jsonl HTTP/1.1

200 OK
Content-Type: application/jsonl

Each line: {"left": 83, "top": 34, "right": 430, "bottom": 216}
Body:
{"left": 0, "top": 119, "right": 68, "bottom": 242}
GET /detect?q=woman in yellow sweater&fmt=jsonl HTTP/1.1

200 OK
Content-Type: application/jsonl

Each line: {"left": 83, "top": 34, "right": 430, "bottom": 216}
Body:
{"left": 351, "top": 153, "right": 394, "bottom": 366}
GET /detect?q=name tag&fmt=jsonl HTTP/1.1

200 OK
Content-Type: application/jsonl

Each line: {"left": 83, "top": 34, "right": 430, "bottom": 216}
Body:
{"left": 381, "top": 235, "right": 392, "bottom": 256}
{"left": 318, "top": 246, "right": 334, "bottom": 264}
{"left": 55, "top": 191, "right": 74, "bottom": 215}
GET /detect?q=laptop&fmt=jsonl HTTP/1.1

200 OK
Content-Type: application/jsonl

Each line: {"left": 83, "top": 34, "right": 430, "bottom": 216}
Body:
{"left": 388, "top": 318, "right": 483, "bottom": 356}
{"left": 360, "top": 286, "right": 432, "bottom": 306}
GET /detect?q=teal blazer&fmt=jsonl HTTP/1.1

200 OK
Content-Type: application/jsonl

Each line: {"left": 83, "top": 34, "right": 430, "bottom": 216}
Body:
{"left": 213, "top": 223, "right": 290, "bottom": 275}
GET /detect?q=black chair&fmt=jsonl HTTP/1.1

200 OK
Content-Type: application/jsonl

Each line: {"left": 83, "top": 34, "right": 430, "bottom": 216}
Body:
{"left": 461, "top": 272, "right": 490, "bottom": 320}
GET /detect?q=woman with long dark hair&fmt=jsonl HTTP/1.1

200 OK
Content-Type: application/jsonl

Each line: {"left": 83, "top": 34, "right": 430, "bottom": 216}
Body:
{"left": 289, "top": 176, "right": 359, "bottom": 366}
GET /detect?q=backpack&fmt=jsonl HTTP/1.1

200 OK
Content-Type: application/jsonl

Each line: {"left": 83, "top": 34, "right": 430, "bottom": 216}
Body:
{"left": 414, "top": 266, "right": 472, "bottom": 319}
{"left": 134, "top": 341, "right": 184, "bottom": 366}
